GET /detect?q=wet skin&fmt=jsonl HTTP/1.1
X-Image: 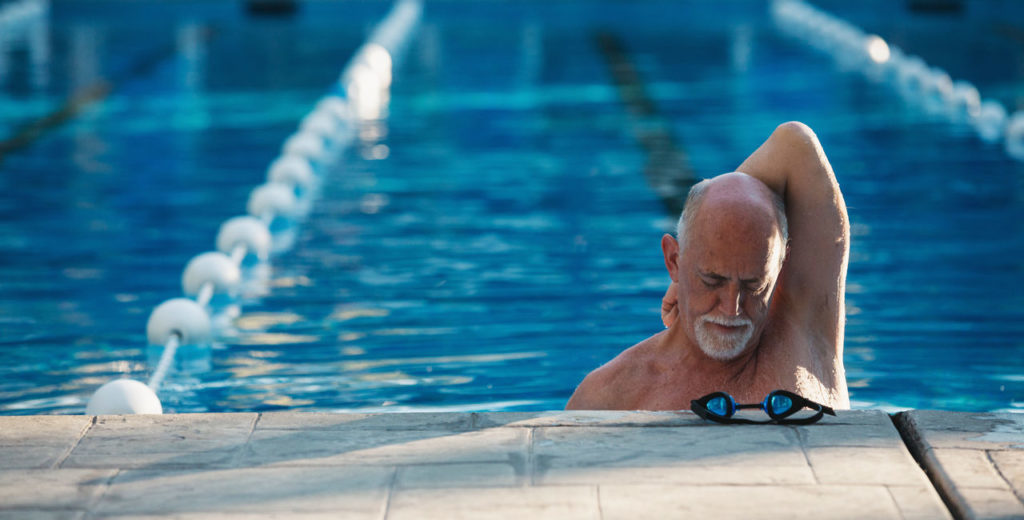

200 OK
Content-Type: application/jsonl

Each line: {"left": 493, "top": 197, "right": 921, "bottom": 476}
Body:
{"left": 567, "top": 122, "right": 850, "bottom": 410}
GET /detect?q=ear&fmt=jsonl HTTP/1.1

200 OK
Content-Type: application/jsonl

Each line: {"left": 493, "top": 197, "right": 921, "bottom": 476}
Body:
{"left": 661, "top": 233, "right": 680, "bottom": 282}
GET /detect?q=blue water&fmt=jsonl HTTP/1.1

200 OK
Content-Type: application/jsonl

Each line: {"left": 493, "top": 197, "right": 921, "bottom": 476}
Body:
{"left": 1, "top": 0, "right": 1022, "bottom": 414}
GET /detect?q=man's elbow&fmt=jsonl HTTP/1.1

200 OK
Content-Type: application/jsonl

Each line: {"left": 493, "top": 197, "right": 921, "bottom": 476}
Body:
{"left": 773, "top": 121, "right": 836, "bottom": 184}
{"left": 774, "top": 121, "right": 820, "bottom": 148}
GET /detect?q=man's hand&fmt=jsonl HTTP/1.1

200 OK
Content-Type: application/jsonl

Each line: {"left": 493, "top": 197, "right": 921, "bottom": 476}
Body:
{"left": 661, "top": 281, "right": 678, "bottom": 328}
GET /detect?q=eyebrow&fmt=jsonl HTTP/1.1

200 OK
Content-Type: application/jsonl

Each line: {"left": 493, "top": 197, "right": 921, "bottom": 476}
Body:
{"left": 699, "top": 270, "right": 764, "bottom": 286}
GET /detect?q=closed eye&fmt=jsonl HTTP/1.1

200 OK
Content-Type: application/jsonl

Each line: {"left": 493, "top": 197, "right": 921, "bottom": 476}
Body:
{"left": 743, "top": 280, "right": 768, "bottom": 293}
{"left": 699, "top": 273, "right": 727, "bottom": 288}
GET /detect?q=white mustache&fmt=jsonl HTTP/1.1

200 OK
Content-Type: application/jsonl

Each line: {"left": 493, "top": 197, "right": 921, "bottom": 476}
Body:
{"left": 700, "top": 315, "right": 752, "bottom": 329}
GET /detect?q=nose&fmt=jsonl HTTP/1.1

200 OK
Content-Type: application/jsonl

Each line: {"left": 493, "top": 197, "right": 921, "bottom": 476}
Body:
{"left": 717, "top": 283, "right": 742, "bottom": 316}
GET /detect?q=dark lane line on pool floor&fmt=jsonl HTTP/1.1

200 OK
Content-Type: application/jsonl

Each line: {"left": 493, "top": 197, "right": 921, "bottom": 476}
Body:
{"left": 0, "top": 26, "right": 217, "bottom": 166}
{"left": 593, "top": 30, "right": 699, "bottom": 217}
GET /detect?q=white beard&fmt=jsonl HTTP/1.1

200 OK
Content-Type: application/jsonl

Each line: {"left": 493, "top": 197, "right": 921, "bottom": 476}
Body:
{"left": 695, "top": 314, "right": 754, "bottom": 361}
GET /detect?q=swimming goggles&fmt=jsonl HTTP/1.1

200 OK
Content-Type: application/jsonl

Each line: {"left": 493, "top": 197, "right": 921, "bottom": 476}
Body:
{"left": 690, "top": 390, "right": 835, "bottom": 425}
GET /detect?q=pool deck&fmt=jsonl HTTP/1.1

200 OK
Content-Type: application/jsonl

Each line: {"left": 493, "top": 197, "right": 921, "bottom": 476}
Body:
{"left": 1, "top": 410, "right": 1021, "bottom": 519}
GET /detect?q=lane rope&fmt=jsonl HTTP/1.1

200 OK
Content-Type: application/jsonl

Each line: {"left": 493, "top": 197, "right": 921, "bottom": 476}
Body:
{"left": 86, "top": 0, "right": 423, "bottom": 415}
{"left": 772, "top": 0, "right": 1024, "bottom": 161}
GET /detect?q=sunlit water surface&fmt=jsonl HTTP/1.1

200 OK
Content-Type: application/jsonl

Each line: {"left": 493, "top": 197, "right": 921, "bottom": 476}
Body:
{"left": 1, "top": 0, "right": 1022, "bottom": 414}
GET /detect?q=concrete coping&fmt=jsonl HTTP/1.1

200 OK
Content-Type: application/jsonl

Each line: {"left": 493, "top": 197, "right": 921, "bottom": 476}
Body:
{"left": 0, "top": 410, "right": 1020, "bottom": 519}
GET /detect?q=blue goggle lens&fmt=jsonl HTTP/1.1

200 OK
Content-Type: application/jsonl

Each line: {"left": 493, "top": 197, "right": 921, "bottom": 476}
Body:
{"left": 707, "top": 396, "right": 731, "bottom": 417}
{"left": 769, "top": 394, "right": 794, "bottom": 415}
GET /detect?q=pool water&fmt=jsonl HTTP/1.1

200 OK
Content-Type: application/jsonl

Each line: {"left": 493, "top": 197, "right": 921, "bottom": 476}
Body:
{"left": 1, "top": 0, "right": 1022, "bottom": 414}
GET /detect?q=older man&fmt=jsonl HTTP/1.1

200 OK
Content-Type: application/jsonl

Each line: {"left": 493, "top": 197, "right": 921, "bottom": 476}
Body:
{"left": 567, "top": 121, "right": 850, "bottom": 410}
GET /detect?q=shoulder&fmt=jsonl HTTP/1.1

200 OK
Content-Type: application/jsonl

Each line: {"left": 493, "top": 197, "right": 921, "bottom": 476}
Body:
{"left": 565, "top": 333, "right": 662, "bottom": 410}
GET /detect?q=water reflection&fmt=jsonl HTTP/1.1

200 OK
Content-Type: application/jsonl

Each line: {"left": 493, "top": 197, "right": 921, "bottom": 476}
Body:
{"left": 328, "top": 307, "right": 390, "bottom": 321}
{"left": 4, "top": 1, "right": 1023, "bottom": 415}
{"left": 176, "top": 23, "right": 206, "bottom": 91}
{"left": 28, "top": 6, "right": 50, "bottom": 90}
{"left": 69, "top": 24, "right": 109, "bottom": 174}
{"left": 346, "top": 62, "right": 388, "bottom": 121}
{"left": 729, "top": 23, "right": 752, "bottom": 73}
{"left": 236, "top": 312, "right": 305, "bottom": 330}
{"left": 173, "top": 21, "right": 211, "bottom": 161}
{"left": 0, "top": 0, "right": 50, "bottom": 91}
{"left": 237, "top": 333, "right": 319, "bottom": 345}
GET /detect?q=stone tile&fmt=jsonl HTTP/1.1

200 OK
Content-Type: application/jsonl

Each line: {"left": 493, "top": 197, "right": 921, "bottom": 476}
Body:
{"left": 396, "top": 463, "right": 518, "bottom": 488}
{"left": 0, "top": 511, "right": 84, "bottom": 520}
{"left": 475, "top": 409, "right": 887, "bottom": 429}
{"left": 907, "top": 411, "right": 1023, "bottom": 434}
{"left": 797, "top": 411, "right": 902, "bottom": 449}
{"left": 598, "top": 484, "right": 902, "bottom": 519}
{"left": 885, "top": 486, "right": 953, "bottom": 520}
{"left": 0, "top": 416, "right": 93, "bottom": 469}
{"left": 473, "top": 410, "right": 701, "bottom": 428}
{"left": 3, "top": 411, "right": 1014, "bottom": 519}
{"left": 66, "top": 441, "right": 246, "bottom": 469}
{"left": 257, "top": 412, "right": 473, "bottom": 431}
{"left": 899, "top": 411, "right": 1024, "bottom": 519}
{"left": 904, "top": 411, "right": 1024, "bottom": 450}
{"left": 470, "top": 411, "right": 571, "bottom": 428}
{"left": 922, "top": 430, "right": 1024, "bottom": 451}
{"left": 989, "top": 450, "right": 1024, "bottom": 497}
{"left": 825, "top": 410, "right": 900, "bottom": 427}
{"left": 242, "top": 428, "right": 526, "bottom": 466}
{"left": 88, "top": 414, "right": 257, "bottom": 435}
{"left": 541, "top": 462, "right": 814, "bottom": 486}
{"left": 806, "top": 447, "right": 930, "bottom": 486}
{"left": 0, "top": 416, "right": 93, "bottom": 444}
{"left": 64, "top": 414, "right": 257, "bottom": 469}
{"left": 931, "top": 449, "right": 1010, "bottom": 489}
{"left": 95, "top": 466, "right": 391, "bottom": 516}
{"left": 534, "top": 426, "right": 814, "bottom": 485}
{"left": 799, "top": 424, "right": 904, "bottom": 449}
{"left": 387, "top": 486, "right": 598, "bottom": 520}
{"left": 957, "top": 487, "right": 1024, "bottom": 520}
{"left": 0, "top": 445, "right": 74, "bottom": 470}
{"left": 0, "top": 469, "right": 115, "bottom": 509}
{"left": 90, "top": 515, "right": 340, "bottom": 520}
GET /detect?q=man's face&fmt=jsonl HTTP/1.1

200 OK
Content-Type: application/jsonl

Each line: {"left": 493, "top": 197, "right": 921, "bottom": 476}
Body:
{"left": 674, "top": 211, "right": 784, "bottom": 361}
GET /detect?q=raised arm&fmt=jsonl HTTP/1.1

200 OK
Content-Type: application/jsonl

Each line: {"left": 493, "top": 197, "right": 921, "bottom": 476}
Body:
{"left": 735, "top": 121, "right": 849, "bottom": 346}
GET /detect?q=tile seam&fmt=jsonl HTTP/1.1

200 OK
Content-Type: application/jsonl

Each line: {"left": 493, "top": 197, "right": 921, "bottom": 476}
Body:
{"left": 883, "top": 484, "right": 919, "bottom": 520}
{"left": 247, "top": 413, "right": 262, "bottom": 437}
{"left": 53, "top": 416, "right": 96, "bottom": 469}
{"left": 891, "top": 412, "right": 966, "bottom": 520}
{"left": 380, "top": 466, "right": 399, "bottom": 520}
{"left": 526, "top": 427, "right": 536, "bottom": 487}
{"left": 985, "top": 449, "right": 1024, "bottom": 505}
{"left": 84, "top": 467, "right": 121, "bottom": 518}
{"left": 229, "top": 412, "right": 262, "bottom": 468}
{"left": 794, "top": 426, "right": 821, "bottom": 484}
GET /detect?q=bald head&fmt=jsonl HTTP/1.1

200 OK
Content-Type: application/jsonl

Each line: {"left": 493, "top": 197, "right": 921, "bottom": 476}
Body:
{"left": 676, "top": 172, "right": 788, "bottom": 265}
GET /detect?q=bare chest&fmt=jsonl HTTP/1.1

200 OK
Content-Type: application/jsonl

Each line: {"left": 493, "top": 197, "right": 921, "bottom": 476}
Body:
{"left": 628, "top": 327, "right": 838, "bottom": 410}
